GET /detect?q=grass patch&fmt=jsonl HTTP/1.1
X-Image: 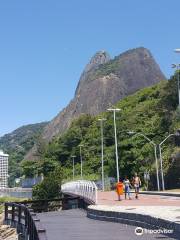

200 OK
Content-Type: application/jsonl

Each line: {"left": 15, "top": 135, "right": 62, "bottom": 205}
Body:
{"left": 0, "top": 196, "right": 28, "bottom": 214}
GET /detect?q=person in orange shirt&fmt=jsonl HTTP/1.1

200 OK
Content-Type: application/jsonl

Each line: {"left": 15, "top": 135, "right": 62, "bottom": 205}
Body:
{"left": 116, "top": 180, "right": 124, "bottom": 201}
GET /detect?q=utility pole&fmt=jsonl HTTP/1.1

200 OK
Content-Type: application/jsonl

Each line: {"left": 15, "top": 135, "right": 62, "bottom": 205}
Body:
{"left": 71, "top": 155, "right": 76, "bottom": 180}
{"left": 79, "top": 144, "right": 83, "bottom": 179}
{"left": 172, "top": 63, "right": 180, "bottom": 107}
{"left": 159, "top": 134, "right": 175, "bottom": 190}
{"left": 98, "top": 118, "right": 106, "bottom": 191}
{"left": 107, "top": 108, "right": 121, "bottom": 182}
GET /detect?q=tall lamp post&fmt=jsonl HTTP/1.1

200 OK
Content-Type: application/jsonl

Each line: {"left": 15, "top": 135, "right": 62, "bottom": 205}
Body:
{"left": 98, "top": 118, "right": 106, "bottom": 191}
{"left": 107, "top": 108, "right": 121, "bottom": 182}
{"left": 128, "top": 131, "right": 160, "bottom": 191}
{"left": 172, "top": 48, "right": 180, "bottom": 107}
{"left": 159, "top": 134, "right": 175, "bottom": 191}
{"left": 171, "top": 63, "right": 180, "bottom": 107}
{"left": 71, "top": 155, "right": 76, "bottom": 180}
{"left": 79, "top": 144, "right": 84, "bottom": 179}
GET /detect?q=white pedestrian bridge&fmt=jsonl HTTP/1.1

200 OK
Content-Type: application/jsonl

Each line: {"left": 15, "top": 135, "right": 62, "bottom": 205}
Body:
{"left": 61, "top": 180, "right": 98, "bottom": 204}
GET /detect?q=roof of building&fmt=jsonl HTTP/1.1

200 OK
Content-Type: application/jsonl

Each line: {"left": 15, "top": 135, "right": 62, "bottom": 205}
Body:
{"left": 0, "top": 150, "right": 9, "bottom": 157}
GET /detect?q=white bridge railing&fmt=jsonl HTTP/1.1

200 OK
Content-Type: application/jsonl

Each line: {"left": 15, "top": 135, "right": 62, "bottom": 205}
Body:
{"left": 61, "top": 180, "right": 98, "bottom": 204}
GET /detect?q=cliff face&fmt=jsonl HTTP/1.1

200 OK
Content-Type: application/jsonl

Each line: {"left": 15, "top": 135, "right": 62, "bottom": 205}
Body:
{"left": 42, "top": 51, "right": 112, "bottom": 141}
{"left": 25, "top": 47, "right": 166, "bottom": 160}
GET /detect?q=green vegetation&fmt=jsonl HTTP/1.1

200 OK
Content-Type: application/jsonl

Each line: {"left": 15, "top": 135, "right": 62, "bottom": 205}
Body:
{"left": 21, "top": 74, "right": 180, "bottom": 190}
{"left": 0, "top": 196, "right": 27, "bottom": 214}
{"left": 86, "top": 55, "right": 124, "bottom": 83}
{"left": 0, "top": 122, "right": 48, "bottom": 186}
{"left": 0, "top": 196, "right": 27, "bottom": 202}
{"left": 32, "top": 166, "right": 63, "bottom": 200}
{"left": 95, "top": 58, "right": 121, "bottom": 77}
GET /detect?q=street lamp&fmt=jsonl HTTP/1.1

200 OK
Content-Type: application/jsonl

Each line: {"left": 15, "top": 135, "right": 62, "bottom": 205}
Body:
{"left": 172, "top": 63, "right": 180, "bottom": 107}
{"left": 79, "top": 144, "right": 84, "bottom": 179}
{"left": 107, "top": 108, "right": 121, "bottom": 182}
{"left": 71, "top": 155, "right": 76, "bottom": 180}
{"left": 174, "top": 49, "right": 180, "bottom": 53}
{"left": 98, "top": 118, "right": 106, "bottom": 191}
{"left": 159, "top": 134, "right": 175, "bottom": 191}
{"left": 173, "top": 49, "right": 180, "bottom": 107}
{"left": 127, "top": 131, "right": 160, "bottom": 191}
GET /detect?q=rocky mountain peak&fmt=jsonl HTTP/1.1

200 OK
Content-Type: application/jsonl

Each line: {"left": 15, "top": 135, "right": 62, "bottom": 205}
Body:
{"left": 84, "top": 50, "right": 111, "bottom": 73}
{"left": 42, "top": 47, "right": 165, "bottom": 141}
{"left": 116, "top": 47, "right": 151, "bottom": 58}
{"left": 25, "top": 47, "right": 166, "bottom": 160}
{"left": 75, "top": 50, "right": 111, "bottom": 96}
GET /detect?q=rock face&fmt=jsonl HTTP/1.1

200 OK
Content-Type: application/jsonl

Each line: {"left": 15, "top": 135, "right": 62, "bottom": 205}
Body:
{"left": 25, "top": 47, "right": 166, "bottom": 159}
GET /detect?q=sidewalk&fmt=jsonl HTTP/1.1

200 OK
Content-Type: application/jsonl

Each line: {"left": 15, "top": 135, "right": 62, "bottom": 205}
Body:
{"left": 87, "top": 205, "right": 180, "bottom": 235}
{"left": 97, "top": 191, "right": 180, "bottom": 206}
{"left": 140, "top": 190, "right": 180, "bottom": 197}
{"left": 87, "top": 191, "right": 180, "bottom": 235}
{"left": 89, "top": 205, "right": 180, "bottom": 223}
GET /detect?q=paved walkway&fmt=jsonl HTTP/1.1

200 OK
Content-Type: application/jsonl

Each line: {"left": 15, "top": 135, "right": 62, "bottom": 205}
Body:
{"left": 90, "top": 191, "right": 180, "bottom": 231}
{"left": 89, "top": 205, "right": 180, "bottom": 223}
{"left": 37, "top": 209, "right": 175, "bottom": 240}
{"left": 97, "top": 191, "right": 180, "bottom": 206}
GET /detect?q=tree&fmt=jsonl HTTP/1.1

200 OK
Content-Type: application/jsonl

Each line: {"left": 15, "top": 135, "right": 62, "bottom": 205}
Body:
{"left": 32, "top": 166, "right": 63, "bottom": 200}
{"left": 21, "top": 160, "right": 38, "bottom": 178}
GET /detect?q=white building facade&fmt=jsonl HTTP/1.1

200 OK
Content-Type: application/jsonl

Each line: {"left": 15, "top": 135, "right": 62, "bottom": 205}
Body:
{"left": 0, "top": 150, "right": 9, "bottom": 188}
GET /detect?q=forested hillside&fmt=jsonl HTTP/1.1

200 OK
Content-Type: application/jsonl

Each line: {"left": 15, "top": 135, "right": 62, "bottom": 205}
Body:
{"left": 23, "top": 74, "right": 180, "bottom": 190}
{"left": 0, "top": 122, "right": 48, "bottom": 186}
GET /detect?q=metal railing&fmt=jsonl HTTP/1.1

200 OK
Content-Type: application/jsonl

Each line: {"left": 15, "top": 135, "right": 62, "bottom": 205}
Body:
{"left": 4, "top": 197, "right": 82, "bottom": 240}
{"left": 61, "top": 180, "right": 98, "bottom": 204}
{"left": 4, "top": 202, "right": 47, "bottom": 240}
{"left": 18, "top": 197, "right": 81, "bottom": 212}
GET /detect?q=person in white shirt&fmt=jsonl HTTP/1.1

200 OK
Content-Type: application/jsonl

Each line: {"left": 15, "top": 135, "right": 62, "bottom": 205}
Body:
{"left": 123, "top": 176, "right": 132, "bottom": 200}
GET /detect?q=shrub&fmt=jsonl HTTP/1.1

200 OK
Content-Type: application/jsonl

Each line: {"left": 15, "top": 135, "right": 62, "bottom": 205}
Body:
{"left": 32, "top": 166, "right": 63, "bottom": 200}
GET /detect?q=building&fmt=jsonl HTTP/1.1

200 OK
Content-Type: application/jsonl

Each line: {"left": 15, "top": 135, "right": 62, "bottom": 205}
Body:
{"left": 0, "top": 150, "right": 9, "bottom": 188}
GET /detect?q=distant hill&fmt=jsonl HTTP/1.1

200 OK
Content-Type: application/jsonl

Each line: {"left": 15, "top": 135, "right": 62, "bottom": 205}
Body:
{"left": 26, "top": 47, "right": 166, "bottom": 160}
{"left": 0, "top": 122, "right": 48, "bottom": 152}
{"left": 0, "top": 122, "right": 48, "bottom": 186}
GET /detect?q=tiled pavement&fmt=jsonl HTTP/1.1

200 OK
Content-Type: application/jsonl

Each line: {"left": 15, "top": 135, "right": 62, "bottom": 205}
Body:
{"left": 97, "top": 191, "right": 180, "bottom": 206}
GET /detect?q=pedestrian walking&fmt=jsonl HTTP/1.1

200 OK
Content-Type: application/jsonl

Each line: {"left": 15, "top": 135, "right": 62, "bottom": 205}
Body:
{"left": 132, "top": 173, "right": 141, "bottom": 199}
{"left": 123, "top": 176, "right": 132, "bottom": 200}
{"left": 116, "top": 180, "right": 123, "bottom": 201}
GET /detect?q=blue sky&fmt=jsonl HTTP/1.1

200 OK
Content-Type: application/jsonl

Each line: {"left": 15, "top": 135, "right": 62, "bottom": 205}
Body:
{"left": 0, "top": 0, "right": 180, "bottom": 136}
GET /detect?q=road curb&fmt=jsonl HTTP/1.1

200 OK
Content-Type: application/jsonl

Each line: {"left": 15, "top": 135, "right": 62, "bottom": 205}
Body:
{"left": 140, "top": 191, "right": 180, "bottom": 197}
{"left": 87, "top": 207, "right": 180, "bottom": 237}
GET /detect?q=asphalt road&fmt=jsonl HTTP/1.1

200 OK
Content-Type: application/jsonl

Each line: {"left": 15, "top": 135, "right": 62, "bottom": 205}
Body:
{"left": 37, "top": 209, "right": 177, "bottom": 240}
